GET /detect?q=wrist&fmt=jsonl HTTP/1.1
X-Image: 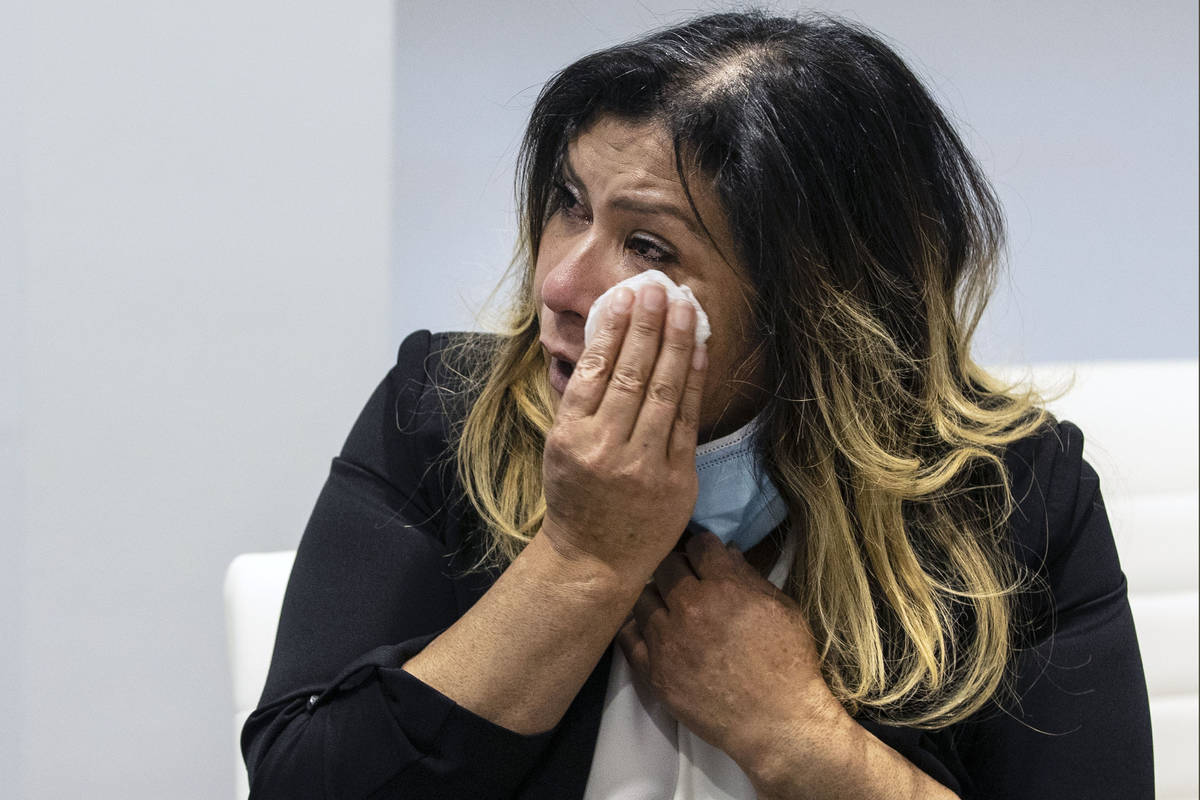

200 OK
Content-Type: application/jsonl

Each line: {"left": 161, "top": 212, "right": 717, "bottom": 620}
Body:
{"left": 745, "top": 708, "right": 959, "bottom": 800}
{"left": 528, "top": 523, "right": 646, "bottom": 603}
{"left": 740, "top": 698, "right": 859, "bottom": 800}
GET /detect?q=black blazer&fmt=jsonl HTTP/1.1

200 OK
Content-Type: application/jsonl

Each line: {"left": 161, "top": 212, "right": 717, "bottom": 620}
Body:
{"left": 242, "top": 330, "right": 1154, "bottom": 799}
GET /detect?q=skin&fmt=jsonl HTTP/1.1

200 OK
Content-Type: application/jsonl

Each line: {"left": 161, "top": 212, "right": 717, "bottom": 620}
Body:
{"left": 534, "top": 115, "right": 767, "bottom": 444}
{"left": 405, "top": 116, "right": 958, "bottom": 799}
{"left": 534, "top": 114, "right": 782, "bottom": 573}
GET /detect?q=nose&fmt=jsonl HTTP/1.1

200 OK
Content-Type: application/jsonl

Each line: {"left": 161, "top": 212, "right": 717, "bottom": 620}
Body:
{"left": 539, "top": 235, "right": 617, "bottom": 322}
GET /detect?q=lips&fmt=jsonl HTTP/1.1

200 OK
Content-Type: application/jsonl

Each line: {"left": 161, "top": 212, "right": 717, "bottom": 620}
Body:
{"left": 540, "top": 336, "right": 581, "bottom": 394}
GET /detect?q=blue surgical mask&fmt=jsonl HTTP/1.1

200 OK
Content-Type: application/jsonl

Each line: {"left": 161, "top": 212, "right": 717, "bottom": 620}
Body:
{"left": 691, "top": 415, "right": 788, "bottom": 551}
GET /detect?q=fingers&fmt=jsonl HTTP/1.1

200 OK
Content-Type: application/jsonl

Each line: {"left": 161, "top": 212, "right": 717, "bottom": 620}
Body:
{"left": 595, "top": 283, "right": 671, "bottom": 440}
{"left": 631, "top": 581, "right": 668, "bottom": 631}
{"left": 652, "top": 551, "right": 699, "bottom": 609}
{"left": 668, "top": 342, "right": 707, "bottom": 462}
{"left": 558, "top": 286, "right": 634, "bottom": 420}
{"left": 630, "top": 298, "right": 699, "bottom": 451}
{"left": 684, "top": 528, "right": 738, "bottom": 579}
{"left": 685, "top": 528, "right": 779, "bottom": 590}
{"left": 617, "top": 617, "right": 650, "bottom": 676}
{"left": 561, "top": 282, "right": 704, "bottom": 459}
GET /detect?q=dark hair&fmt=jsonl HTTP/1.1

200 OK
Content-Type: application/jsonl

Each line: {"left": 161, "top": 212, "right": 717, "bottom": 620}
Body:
{"left": 455, "top": 9, "right": 1052, "bottom": 726}
{"left": 520, "top": 10, "right": 1004, "bottom": 380}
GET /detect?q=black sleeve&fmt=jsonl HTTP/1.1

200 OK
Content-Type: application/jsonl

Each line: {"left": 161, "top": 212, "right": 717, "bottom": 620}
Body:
{"left": 241, "top": 329, "right": 557, "bottom": 799}
{"left": 953, "top": 420, "right": 1155, "bottom": 799}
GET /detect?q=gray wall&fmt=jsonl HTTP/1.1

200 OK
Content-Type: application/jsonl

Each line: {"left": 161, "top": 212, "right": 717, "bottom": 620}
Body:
{"left": 4, "top": 1, "right": 393, "bottom": 798}
{"left": 1, "top": 1, "right": 1195, "bottom": 799}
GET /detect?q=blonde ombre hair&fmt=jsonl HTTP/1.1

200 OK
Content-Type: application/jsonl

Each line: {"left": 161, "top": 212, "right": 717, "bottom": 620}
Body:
{"left": 443, "top": 11, "right": 1054, "bottom": 729}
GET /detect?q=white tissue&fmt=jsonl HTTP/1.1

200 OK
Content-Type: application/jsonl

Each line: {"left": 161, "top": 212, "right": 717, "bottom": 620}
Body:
{"left": 583, "top": 270, "right": 711, "bottom": 348}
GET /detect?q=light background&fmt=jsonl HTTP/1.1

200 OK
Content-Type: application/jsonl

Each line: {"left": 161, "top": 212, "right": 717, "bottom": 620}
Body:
{"left": 1, "top": 1, "right": 1195, "bottom": 797}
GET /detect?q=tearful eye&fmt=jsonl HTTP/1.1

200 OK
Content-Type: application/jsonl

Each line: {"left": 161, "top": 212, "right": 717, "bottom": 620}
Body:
{"left": 552, "top": 181, "right": 586, "bottom": 220}
{"left": 628, "top": 235, "right": 675, "bottom": 264}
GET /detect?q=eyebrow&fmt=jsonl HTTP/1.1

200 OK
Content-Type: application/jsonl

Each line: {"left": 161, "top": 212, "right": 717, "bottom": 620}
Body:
{"left": 561, "top": 157, "right": 706, "bottom": 241}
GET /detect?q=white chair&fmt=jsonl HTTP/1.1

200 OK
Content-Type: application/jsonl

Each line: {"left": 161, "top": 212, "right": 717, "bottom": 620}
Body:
{"left": 224, "top": 550, "right": 297, "bottom": 800}
{"left": 224, "top": 360, "right": 1199, "bottom": 799}
{"left": 996, "top": 360, "right": 1199, "bottom": 800}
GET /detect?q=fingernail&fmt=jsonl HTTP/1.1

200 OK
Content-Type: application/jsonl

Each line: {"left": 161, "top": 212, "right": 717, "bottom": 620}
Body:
{"left": 691, "top": 343, "right": 707, "bottom": 371}
{"left": 610, "top": 287, "right": 634, "bottom": 314}
{"left": 668, "top": 301, "right": 693, "bottom": 330}
{"left": 640, "top": 284, "right": 666, "bottom": 312}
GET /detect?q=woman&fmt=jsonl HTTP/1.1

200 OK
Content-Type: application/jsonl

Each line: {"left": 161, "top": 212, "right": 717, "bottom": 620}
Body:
{"left": 243, "top": 11, "right": 1153, "bottom": 799}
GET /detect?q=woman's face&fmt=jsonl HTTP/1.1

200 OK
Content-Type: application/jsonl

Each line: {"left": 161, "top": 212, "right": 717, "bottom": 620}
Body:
{"left": 534, "top": 115, "right": 766, "bottom": 443}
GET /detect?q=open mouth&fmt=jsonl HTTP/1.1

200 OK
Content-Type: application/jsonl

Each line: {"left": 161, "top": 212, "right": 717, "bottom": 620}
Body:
{"left": 550, "top": 357, "right": 575, "bottom": 392}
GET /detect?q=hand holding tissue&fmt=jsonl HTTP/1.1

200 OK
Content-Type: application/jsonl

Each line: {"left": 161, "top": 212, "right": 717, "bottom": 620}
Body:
{"left": 583, "top": 270, "right": 712, "bottom": 349}
{"left": 581, "top": 270, "right": 787, "bottom": 552}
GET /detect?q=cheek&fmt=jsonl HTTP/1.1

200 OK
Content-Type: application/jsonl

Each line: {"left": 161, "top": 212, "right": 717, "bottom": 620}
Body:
{"left": 696, "top": 333, "right": 730, "bottom": 400}
{"left": 531, "top": 248, "right": 548, "bottom": 295}
{"left": 695, "top": 302, "right": 762, "bottom": 400}
{"left": 531, "top": 253, "right": 554, "bottom": 317}
{"left": 531, "top": 229, "right": 568, "bottom": 304}
{"left": 695, "top": 294, "right": 735, "bottom": 358}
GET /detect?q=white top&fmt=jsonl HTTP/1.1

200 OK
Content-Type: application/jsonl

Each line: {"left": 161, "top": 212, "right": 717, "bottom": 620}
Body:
{"left": 582, "top": 535, "right": 797, "bottom": 800}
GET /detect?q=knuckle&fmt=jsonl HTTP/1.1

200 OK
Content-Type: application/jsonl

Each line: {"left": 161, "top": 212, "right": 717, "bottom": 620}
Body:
{"left": 590, "top": 329, "right": 622, "bottom": 353}
{"left": 674, "top": 399, "right": 700, "bottom": 431}
{"left": 679, "top": 598, "right": 707, "bottom": 625}
{"left": 575, "top": 440, "right": 608, "bottom": 471}
{"left": 645, "top": 378, "right": 680, "bottom": 407}
{"left": 630, "top": 315, "right": 662, "bottom": 339}
{"left": 609, "top": 363, "right": 647, "bottom": 395}
{"left": 713, "top": 576, "right": 741, "bottom": 596}
{"left": 619, "top": 468, "right": 656, "bottom": 498}
{"left": 660, "top": 333, "right": 692, "bottom": 356}
{"left": 546, "top": 427, "right": 602, "bottom": 470}
{"left": 614, "top": 460, "right": 644, "bottom": 486}
{"left": 544, "top": 427, "right": 569, "bottom": 454}
{"left": 604, "top": 308, "right": 629, "bottom": 330}
{"left": 668, "top": 470, "right": 697, "bottom": 497}
{"left": 593, "top": 429, "right": 621, "bottom": 457}
{"left": 573, "top": 351, "right": 610, "bottom": 380}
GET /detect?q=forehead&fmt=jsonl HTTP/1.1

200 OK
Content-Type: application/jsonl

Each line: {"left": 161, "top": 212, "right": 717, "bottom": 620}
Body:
{"left": 566, "top": 116, "right": 679, "bottom": 189}
{"left": 564, "top": 116, "right": 735, "bottom": 251}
